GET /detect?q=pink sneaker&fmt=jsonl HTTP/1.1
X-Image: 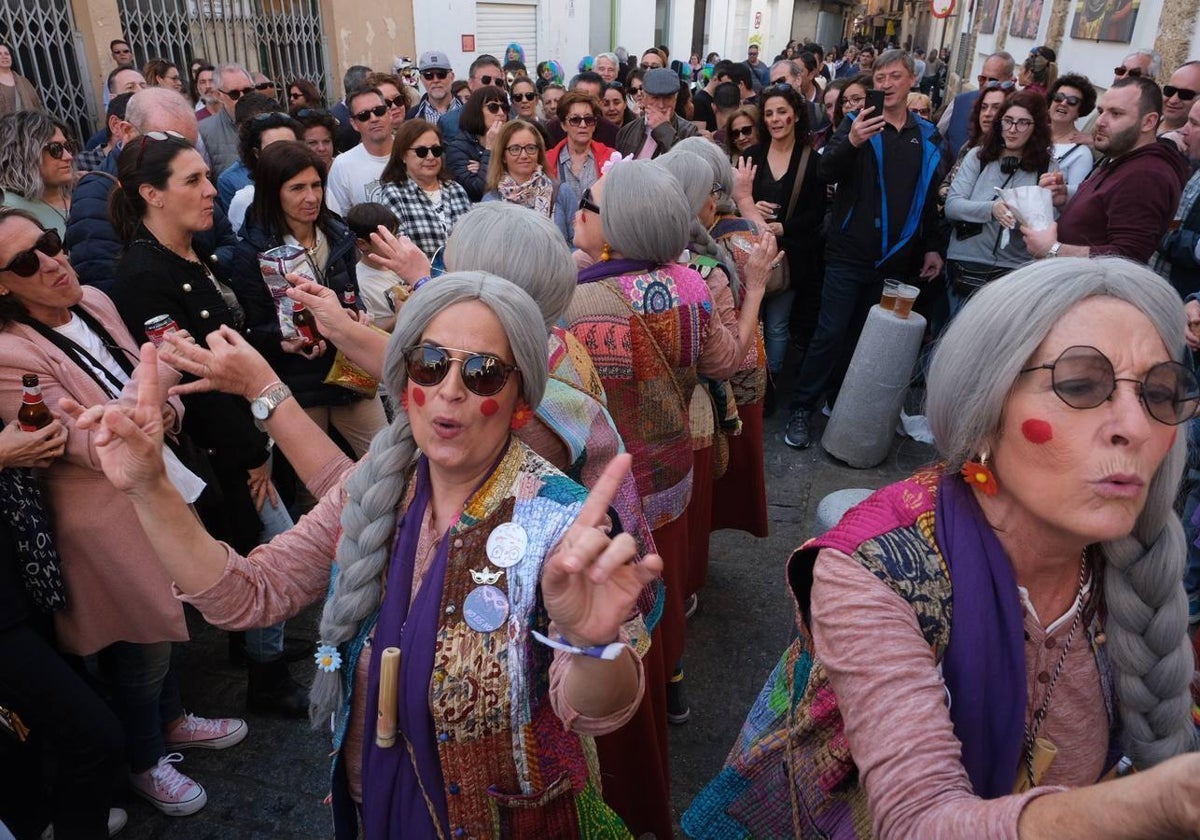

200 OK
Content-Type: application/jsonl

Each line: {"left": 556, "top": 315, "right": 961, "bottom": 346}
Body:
{"left": 164, "top": 712, "right": 248, "bottom": 751}
{"left": 130, "top": 753, "right": 206, "bottom": 816}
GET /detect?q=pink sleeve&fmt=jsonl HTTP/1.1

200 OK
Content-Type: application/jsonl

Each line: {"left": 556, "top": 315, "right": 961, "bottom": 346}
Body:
{"left": 179, "top": 471, "right": 351, "bottom": 629}
{"left": 307, "top": 452, "right": 355, "bottom": 498}
{"left": 696, "top": 269, "right": 742, "bottom": 381}
{"left": 547, "top": 624, "right": 645, "bottom": 735}
{"left": 810, "top": 549, "right": 1060, "bottom": 840}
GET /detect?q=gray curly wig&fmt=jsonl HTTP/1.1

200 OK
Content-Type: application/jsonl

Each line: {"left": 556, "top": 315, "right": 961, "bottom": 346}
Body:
{"left": 0, "top": 111, "right": 67, "bottom": 199}
{"left": 309, "top": 271, "right": 550, "bottom": 727}
{"left": 926, "top": 256, "right": 1198, "bottom": 768}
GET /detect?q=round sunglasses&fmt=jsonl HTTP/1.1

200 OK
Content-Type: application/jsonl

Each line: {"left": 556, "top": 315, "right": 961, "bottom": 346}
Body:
{"left": 0, "top": 229, "right": 64, "bottom": 277}
{"left": 404, "top": 345, "right": 518, "bottom": 396}
{"left": 1020, "top": 344, "right": 1200, "bottom": 426}
{"left": 43, "top": 140, "right": 77, "bottom": 160}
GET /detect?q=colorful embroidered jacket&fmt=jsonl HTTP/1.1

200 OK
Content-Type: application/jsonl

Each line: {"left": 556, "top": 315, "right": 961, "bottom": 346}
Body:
{"left": 708, "top": 217, "right": 768, "bottom": 407}
{"left": 561, "top": 263, "right": 715, "bottom": 530}
{"left": 682, "top": 470, "right": 1117, "bottom": 840}
{"left": 329, "top": 441, "right": 633, "bottom": 839}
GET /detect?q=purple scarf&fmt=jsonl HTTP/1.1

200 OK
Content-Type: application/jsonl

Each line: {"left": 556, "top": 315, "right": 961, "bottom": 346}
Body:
{"left": 577, "top": 257, "right": 658, "bottom": 285}
{"left": 933, "top": 475, "right": 1026, "bottom": 798}
{"left": 361, "top": 456, "right": 450, "bottom": 839}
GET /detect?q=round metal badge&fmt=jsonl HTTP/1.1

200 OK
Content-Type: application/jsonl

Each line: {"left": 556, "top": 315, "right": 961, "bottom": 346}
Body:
{"left": 486, "top": 522, "right": 528, "bottom": 569}
{"left": 463, "top": 585, "right": 510, "bottom": 633}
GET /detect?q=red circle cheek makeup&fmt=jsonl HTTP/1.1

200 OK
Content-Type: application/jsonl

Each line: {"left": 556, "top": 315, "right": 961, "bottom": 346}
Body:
{"left": 1020, "top": 418, "right": 1053, "bottom": 445}
{"left": 480, "top": 398, "right": 500, "bottom": 417}
{"left": 410, "top": 386, "right": 426, "bottom": 407}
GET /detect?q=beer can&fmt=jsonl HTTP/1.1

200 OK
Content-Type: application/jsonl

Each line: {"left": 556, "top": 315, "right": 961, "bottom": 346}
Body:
{"left": 145, "top": 314, "right": 180, "bottom": 347}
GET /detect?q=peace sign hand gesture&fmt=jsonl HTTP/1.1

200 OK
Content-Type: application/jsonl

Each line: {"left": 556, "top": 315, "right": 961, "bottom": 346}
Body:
{"left": 541, "top": 454, "right": 663, "bottom": 648}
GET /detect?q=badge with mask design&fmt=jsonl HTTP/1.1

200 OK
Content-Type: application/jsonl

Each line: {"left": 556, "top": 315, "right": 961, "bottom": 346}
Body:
{"left": 464, "top": 584, "right": 510, "bottom": 632}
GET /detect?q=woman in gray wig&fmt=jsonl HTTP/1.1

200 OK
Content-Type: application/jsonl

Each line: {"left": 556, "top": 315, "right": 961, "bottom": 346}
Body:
{"left": 67, "top": 271, "right": 661, "bottom": 839}
{"left": 0, "top": 111, "right": 75, "bottom": 235}
{"left": 686, "top": 257, "right": 1200, "bottom": 839}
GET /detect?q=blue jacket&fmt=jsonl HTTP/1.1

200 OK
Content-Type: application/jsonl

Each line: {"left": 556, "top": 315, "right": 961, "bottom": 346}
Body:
{"left": 943, "top": 89, "right": 979, "bottom": 162}
{"left": 445, "top": 130, "right": 490, "bottom": 201}
{"left": 217, "top": 161, "right": 252, "bottom": 214}
{"left": 65, "top": 145, "right": 239, "bottom": 294}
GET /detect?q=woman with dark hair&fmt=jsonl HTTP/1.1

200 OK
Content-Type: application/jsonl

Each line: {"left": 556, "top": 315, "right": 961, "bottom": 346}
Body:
{"left": 110, "top": 132, "right": 308, "bottom": 719}
{"left": 143, "top": 58, "right": 182, "bottom": 92}
{"left": 625, "top": 67, "right": 645, "bottom": 116}
{"left": 451, "top": 79, "right": 470, "bottom": 105}
{"left": 600, "top": 81, "right": 633, "bottom": 127}
{"left": 219, "top": 110, "right": 301, "bottom": 222}
{"left": 834, "top": 74, "right": 870, "bottom": 126}
{"left": 1047, "top": 73, "right": 1097, "bottom": 197}
{"left": 445, "top": 85, "right": 509, "bottom": 201}
{"left": 287, "top": 78, "right": 324, "bottom": 111}
{"left": 507, "top": 75, "right": 546, "bottom": 142}
{"left": 231, "top": 140, "right": 386, "bottom": 457}
{"left": 815, "top": 79, "right": 848, "bottom": 149}
{"left": 938, "top": 82, "right": 1013, "bottom": 213}
{"left": 944, "top": 90, "right": 1054, "bottom": 311}
{"left": 378, "top": 120, "right": 472, "bottom": 259}
{"left": 742, "top": 83, "right": 826, "bottom": 381}
{"left": 294, "top": 107, "right": 337, "bottom": 170}
{"left": 0, "top": 42, "right": 41, "bottom": 116}
{"left": 0, "top": 111, "right": 74, "bottom": 235}
{"left": 1019, "top": 51, "right": 1057, "bottom": 97}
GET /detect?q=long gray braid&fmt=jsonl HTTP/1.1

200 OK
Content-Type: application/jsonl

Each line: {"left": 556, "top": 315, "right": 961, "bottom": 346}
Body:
{"left": 309, "top": 271, "right": 550, "bottom": 729}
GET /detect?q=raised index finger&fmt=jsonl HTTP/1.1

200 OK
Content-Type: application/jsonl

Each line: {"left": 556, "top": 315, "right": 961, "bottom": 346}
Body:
{"left": 575, "top": 452, "right": 631, "bottom": 529}
{"left": 135, "top": 342, "right": 162, "bottom": 419}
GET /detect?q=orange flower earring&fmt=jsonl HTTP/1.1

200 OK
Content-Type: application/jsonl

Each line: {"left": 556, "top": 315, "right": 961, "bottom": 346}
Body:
{"left": 961, "top": 450, "right": 998, "bottom": 496}
{"left": 510, "top": 401, "right": 533, "bottom": 431}
{"left": 600, "top": 242, "right": 612, "bottom": 261}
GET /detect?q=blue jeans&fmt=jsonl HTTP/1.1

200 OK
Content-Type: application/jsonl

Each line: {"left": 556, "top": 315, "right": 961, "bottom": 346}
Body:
{"left": 762, "top": 289, "right": 796, "bottom": 375}
{"left": 792, "top": 261, "right": 884, "bottom": 411}
{"left": 96, "top": 640, "right": 183, "bottom": 772}
{"left": 245, "top": 490, "right": 294, "bottom": 662}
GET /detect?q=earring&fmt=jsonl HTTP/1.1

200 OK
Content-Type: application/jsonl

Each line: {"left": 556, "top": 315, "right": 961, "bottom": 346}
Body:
{"left": 600, "top": 242, "right": 612, "bottom": 261}
{"left": 961, "top": 450, "right": 998, "bottom": 496}
{"left": 398, "top": 390, "right": 409, "bottom": 412}
{"left": 510, "top": 401, "right": 533, "bottom": 431}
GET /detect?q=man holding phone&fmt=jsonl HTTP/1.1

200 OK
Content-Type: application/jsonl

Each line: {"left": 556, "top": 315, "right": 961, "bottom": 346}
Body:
{"left": 783, "top": 49, "right": 947, "bottom": 450}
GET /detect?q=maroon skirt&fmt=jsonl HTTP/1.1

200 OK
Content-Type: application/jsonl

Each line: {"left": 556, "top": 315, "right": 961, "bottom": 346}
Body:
{"left": 711, "top": 399, "right": 769, "bottom": 538}
{"left": 686, "top": 444, "right": 715, "bottom": 598}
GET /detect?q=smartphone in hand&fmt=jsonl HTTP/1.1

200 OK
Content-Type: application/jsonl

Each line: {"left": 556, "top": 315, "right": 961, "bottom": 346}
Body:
{"left": 866, "top": 90, "right": 886, "bottom": 116}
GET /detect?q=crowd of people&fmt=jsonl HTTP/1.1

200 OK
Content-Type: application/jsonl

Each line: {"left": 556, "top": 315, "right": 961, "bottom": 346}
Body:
{"left": 0, "top": 27, "right": 1198, "bottom": 840}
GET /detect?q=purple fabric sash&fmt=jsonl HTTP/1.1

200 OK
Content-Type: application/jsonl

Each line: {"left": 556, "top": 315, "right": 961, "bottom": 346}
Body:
{"left": 361, "top": 456, "right": 450, "bottom": 839}
{"left": 576, "top": 257, "right": 658, "bottom": 285}
{"left": 933, "top": 475, "right": 1026, "bottom": 798}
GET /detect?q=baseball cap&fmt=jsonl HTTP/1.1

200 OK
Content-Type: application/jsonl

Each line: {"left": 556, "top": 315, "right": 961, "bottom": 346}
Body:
{"left": 419, "top": 51, "right": 453, "bottom": 72}
{"left": 643, "top": 68, "right": 680, "bottom": 96}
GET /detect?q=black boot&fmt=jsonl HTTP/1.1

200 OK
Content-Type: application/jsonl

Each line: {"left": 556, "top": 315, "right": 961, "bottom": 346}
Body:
{"left": 246, "top": 655, "right": 309, "bottom": 717}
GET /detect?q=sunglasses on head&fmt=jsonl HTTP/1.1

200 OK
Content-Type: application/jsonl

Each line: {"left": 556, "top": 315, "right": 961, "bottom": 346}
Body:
{"left": 43, "top": 139, "right": 77, "bottom": 159}
{"left": 353, "top": 104, "right": 388, "bottom": 122}
{"left": 730, "top": 124, "right": 755, "bottom": 138}
{"left": 983, "top": 79, "right": 1016, "bottom": 90}
{"left": 250, "top": 111, "right": 291, "bottom": 122}
{"left": 253, "top": 81, "right": 275, "bottom": 91}
{"left": 404, "top": 344, "right": 518, "bottom": 396}
{"left": 1164, "top": 85, "right": 1198, "bottom": 101}
{"left": 1113, "top": 66, "right": 1144, "bottom": 78}
{"left": 422, "top": 69, "right": 449, "bottom": 81}
{"left": 1021, "top": 345, "right": 1200, "bottom": 426}
{"left": 383, "top": 94, "right": 407, "bottom": 109}
{"left": 511, "top": 91, "right": 537, "bottom": 102}
{"left": 577, "top": 187, "right": 600, "bottom": 215}
{"left": 134, "top": 129, "right": 189, "bottom": 169}
{"left": 222, "top": 87, "right": 254, "bottom": 101}
{"left": 409, "top": 144, "right": 443, "bottom": 158}
{"left": 479, "top": 74, "right": 506, "bottom": 88}
{"left": 566, "top": 114, "right": 597, "bottom": 127}
{"left": 484, "top": 101, "right": 506, "bottom": 114}
{"left": 1052, "top": 92, "right": 1082, "bottom": 106}
{"left": 0, "top": 229, "right": 63, "bottom": 277}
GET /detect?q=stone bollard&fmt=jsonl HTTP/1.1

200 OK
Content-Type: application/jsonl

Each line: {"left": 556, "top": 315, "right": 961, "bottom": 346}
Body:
{"left": 814, "top": 488, "right": 874, "bottom": 535}
{"left": 822, "top": 304, "right": 927, "bottom": 469}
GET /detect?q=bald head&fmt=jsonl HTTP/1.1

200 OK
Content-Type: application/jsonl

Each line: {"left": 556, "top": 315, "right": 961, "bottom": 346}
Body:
{"left": 126, "top": 88, "right": 201, "bottom": 145}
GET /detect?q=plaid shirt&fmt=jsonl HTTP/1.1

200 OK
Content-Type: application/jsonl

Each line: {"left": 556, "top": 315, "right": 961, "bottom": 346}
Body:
{"left": 378, "top": 178, "right": 472, "bottom": 259}
{"left": 1152, "top": 169, "right": 1200, "bottom": 280}
{"left": 74, "top": 145, "right": 109, "bottom": 173}
{"left": 408, "top": 94, "right": 462, "bottom": 126}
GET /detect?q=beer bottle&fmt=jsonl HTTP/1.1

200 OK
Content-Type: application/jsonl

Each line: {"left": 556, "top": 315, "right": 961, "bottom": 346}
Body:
{"left": 18, "top": 374, "right": 52, "bottom": 431}
{"left": 292, "top": 302, "right": 321, "bottom": 348}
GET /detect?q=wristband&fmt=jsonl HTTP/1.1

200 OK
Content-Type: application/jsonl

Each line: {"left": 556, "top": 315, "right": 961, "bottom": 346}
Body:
{"left": 412, "top": 275, "right": 432, "bottom": 291}
{"left": 531, "top": 630, "right": 625, "bottom": 660}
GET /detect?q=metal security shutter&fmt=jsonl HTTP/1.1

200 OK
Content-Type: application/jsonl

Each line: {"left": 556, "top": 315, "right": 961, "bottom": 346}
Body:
{"left": 476, "top": 1, "right": 537, "bottom": 67}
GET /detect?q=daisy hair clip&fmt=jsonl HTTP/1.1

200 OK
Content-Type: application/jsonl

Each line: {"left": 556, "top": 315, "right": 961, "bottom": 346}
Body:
{"left": 315, "top": 643, "right": 342, "bottom": 673}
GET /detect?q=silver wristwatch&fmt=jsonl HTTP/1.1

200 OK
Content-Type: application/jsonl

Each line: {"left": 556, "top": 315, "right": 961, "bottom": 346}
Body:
{"left": 250, "top": 382, "right": 293, "bottom": 421}
{"left": 1047, "top": 241, "right": 1062, "bottom": 258}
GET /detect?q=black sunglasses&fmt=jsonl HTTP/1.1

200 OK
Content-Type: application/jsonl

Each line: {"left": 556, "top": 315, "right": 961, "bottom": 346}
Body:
{"left": 404, "top": 344, "right": 518, "bottom": 396}
{"left": 1020, "top": 345, "right": 1200, "bottom": 426}
{"left": 578, "top": 187, "right": 600, "bottom": 215}
{"left": 1113, "top": 66, "right": 1144, "bottom": 78}
{"left": 566, "top": 114, "right": 597, "bottom": 127}
{"left": 353, "top": 104, "right": 389, "bottom": 122}
{"left": 730, "top": 124, "right": 755, "bottom": 138}
{"left": 983, "top": 79, "right": 1016, "bottom": 91}
{"left": 253, "top": 81, "right": 276, "bottom": 91}
{"left": 1164, "top": 85, "right": 1198, "bottom": 101}
{"left": 0, "top": 229, "right": 63, "bottom": 277}
{"left": 628, "top": 84, "right": 643, "bottom": 94}
{"left": 410, "top": 144, "right": 444, "bottom": 158}
{"left": 422, "top": 69, "right": 449, "bottom": 81}
{"left": 383, "top": 94, "right": 406, "bottom": 109}
{"left": 639, "top": 63, "right": 660, "bottom": 71}
{"left": 479, "top": 74, "right": 506, "bottom": 88}
{"left": 511, "top": 91, "right": 537, "bottom": 102}
{"left": 1052, "top": 92, "right": 1082, "bottom": 106}
{"left": 44, "top": 140, "right": 77, "bottom": 160}
{"left": 222, "top": 87, "right": 254, "bottom": 101}
{"left": 288, "top": 91, "right": 305, "bottom": 100}
{"left": 484, "top": 101, "right": 506, "bottom": 114}
{"left": 134, "top": 130, "right": 189, "bottom": 170}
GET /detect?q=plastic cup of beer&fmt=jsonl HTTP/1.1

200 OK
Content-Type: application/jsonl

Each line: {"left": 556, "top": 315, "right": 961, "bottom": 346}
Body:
{"left": 880, "top": 279, "right": 901, "bottom": 311}
{"left": 893, "top": 284, "right": 920, "bottom": 319}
